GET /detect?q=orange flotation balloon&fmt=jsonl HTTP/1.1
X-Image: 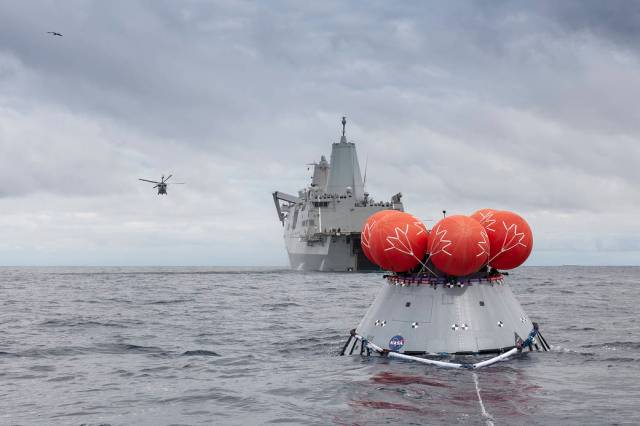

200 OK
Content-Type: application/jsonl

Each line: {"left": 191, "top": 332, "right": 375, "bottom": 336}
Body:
{"left": 368, "top": 212, "right": 429, "bottom": 272}
{"left": 429, "top": 215, "right": 490, "bottom": 277}
{"left": 485, "top": 210, "right": 533, "bottom": 270}
{"left": 470, "top": 208, "right": 497, "bottom": 232}
{"left": 361, "top": 210, "right": 402, "bottom": 264}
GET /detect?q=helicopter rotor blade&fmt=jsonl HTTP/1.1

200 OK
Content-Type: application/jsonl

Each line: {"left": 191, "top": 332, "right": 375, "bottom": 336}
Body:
{"left": 169, "top": 182, "right": 185, "bottom": 185}
{"left": 139, "top": 178, "right": 160, "bottom": 184}
{"left": 164, "top": 174, "right": 173, "bottom": 182}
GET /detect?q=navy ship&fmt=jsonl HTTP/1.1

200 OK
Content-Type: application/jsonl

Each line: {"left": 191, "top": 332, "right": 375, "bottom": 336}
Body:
{"left": 273, "top": 118, "right": 404, "bottom": 271}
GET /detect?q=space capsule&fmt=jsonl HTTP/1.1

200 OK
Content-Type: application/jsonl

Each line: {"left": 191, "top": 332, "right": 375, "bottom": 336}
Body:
{"left": 341, "top": 209, "right": 548, "bottom": 364}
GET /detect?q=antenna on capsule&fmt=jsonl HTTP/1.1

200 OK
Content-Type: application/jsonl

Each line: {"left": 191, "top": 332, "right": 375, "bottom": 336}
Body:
{"left": 342, "top": 116, "right": 347, "bottom": 137}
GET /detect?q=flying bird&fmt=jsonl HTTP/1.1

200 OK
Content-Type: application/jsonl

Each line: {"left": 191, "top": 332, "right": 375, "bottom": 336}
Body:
{"left": 46, "top": 31, "right": 63, "bottom": 37}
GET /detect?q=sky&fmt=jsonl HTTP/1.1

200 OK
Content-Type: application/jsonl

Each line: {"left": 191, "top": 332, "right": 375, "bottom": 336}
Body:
{"left": 0, "top": 0, "right": 639, "bottom": 266}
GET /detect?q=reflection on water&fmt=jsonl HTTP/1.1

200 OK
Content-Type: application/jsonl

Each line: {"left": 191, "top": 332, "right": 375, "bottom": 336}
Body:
{"left": 340, "top": 359, "right": 542, "bottom": 424}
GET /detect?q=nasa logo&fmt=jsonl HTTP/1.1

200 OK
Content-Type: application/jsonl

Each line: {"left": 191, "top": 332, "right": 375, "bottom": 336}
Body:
{"left": 388, "top": 335, "right": 405, "bottom": 351}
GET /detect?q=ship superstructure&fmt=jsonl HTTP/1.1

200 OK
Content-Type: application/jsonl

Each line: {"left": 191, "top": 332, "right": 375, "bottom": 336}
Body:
{"left": 273, "top": 118, "right": 403, "bottom": 271}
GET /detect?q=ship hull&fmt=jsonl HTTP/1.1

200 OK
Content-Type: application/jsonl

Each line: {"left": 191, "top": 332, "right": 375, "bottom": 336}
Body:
{"left": 285, "top": 233, "right": 378, "bottom": 272}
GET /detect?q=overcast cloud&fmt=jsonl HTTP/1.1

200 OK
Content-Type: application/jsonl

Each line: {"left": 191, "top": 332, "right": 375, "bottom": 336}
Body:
{"left": 0, "top": 0, "right": 639, "bottom": 266}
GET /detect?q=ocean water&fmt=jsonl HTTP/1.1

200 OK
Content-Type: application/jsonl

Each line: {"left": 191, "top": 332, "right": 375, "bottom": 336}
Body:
{"left": 0, "top": 266, "right": 638, "bottom": 425}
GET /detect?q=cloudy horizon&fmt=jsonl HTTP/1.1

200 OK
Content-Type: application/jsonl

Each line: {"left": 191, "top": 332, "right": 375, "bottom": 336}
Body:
{"left": 1, "top": 1, "right": 639, "bottom": 266}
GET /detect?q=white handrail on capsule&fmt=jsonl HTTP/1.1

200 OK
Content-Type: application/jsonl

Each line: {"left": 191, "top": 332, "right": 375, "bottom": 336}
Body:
{"left": 353, "top": 334, "right": 519, "bottom": 369}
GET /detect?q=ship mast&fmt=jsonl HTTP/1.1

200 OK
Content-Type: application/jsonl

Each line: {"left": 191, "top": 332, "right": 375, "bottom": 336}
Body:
{"left": 340, "top": 116, "right": 347, "bottom": 143}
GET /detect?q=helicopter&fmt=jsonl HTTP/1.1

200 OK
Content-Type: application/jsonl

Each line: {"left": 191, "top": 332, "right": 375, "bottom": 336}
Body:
{"left": 138, "top": 174, "right": 184, "bottom": 195}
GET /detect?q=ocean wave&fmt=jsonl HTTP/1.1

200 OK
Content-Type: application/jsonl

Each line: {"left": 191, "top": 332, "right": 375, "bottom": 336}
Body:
{"left": 581, "top": 341, "right": 640, "bottom": 351}
{"left": 181, "top": 350, "right": 220, "bottom": 357}
{"left": 146, "top": 299, "right": 195, "bottom": 305}
{"left": 40, "top": 319, "right": 130, "bottom": 328}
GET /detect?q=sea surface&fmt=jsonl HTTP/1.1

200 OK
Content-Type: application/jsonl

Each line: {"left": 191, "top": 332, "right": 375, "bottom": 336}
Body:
{"left": 0, "top": 266, "right": 638, "bottom": 425}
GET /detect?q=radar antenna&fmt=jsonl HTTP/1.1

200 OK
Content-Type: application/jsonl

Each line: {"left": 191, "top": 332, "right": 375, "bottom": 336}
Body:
{"left": 363, "top": 154, "right": 368, "bottom": 191}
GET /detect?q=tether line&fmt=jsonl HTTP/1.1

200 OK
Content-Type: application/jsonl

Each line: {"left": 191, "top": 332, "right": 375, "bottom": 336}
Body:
{"left": 473, "top": 372, "right": 495, "bottom": 426}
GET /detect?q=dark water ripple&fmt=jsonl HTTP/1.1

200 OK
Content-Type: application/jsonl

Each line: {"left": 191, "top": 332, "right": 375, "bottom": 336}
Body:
{"left": 1, "top": 266, "right": 639, "bottom": 425}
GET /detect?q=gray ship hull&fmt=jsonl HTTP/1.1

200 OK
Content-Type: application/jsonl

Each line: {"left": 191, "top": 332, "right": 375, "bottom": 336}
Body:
{"left": 285, "top": 233, "right": 377, "bottom": 271}
{"left": 344, "top": 277, "right": 533, "bottom": 354}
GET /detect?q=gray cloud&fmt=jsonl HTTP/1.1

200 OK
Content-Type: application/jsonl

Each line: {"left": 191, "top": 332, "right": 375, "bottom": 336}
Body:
{"left": 0, "top": 1, "right": 639, "bottom": 265}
